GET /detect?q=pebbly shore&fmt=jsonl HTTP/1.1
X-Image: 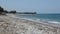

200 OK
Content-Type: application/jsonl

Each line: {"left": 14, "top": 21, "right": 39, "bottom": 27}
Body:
{"left": 0, "top": 14, "right": 60, "bottom": 34}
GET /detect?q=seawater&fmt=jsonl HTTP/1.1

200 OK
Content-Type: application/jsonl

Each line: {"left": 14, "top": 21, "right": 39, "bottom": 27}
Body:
{"left": 16, "top": 14, "right": 60, "bottom": 24}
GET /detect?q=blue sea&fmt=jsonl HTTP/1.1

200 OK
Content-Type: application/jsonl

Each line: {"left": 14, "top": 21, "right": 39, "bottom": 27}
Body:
{"left": 16, "top": 14, "right": 60, "bottom": 24}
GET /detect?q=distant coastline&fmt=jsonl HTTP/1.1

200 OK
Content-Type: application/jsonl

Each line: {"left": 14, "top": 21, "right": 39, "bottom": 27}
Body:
{"left": 0, "top": 6, "right": 37, "bottom": 14}
{"left": 16, "top": 12, "right": 37, "bottom": 14}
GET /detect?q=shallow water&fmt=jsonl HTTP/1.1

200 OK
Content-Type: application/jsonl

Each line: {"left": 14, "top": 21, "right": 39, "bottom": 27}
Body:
{"left": 16, "top": 14, "right": 60, "bottom": 24}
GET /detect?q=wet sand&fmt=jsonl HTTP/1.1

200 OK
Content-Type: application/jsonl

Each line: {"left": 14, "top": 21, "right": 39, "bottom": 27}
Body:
{"left": 0, "top": 14, "right": 60, "bottom": 34}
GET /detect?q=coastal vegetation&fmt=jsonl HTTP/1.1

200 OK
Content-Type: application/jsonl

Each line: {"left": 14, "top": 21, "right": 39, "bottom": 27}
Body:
{"left": 9, "top": 10, "right": 16, "bottom": 14}
{"left": 0, "top": 6, "right": 37, "bottom": 14}
{"left": 0, "top": 6, "right": 8, "bottom": 15}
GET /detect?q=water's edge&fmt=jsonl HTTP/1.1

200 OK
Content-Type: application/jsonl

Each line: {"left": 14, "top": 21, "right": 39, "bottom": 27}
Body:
{"left": 7, "top": 14, "right": 60, "bottom": 28}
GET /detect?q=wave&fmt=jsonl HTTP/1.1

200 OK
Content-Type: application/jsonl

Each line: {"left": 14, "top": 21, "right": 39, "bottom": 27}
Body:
{"left": 15, "top": 14, "right": 60, "bottom": 24}
{"left": 48, "top": 21, "right": 60, "bottom": 24}
{"left": 35, "top": 19, "right": 60, "bottom": 24}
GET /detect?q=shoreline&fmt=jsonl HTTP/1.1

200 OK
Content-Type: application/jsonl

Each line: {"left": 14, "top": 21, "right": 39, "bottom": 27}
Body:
{"left": 8, "top": 14, "right": 60, "bottom": 28}
{"left": 0, "top": 14, "right": 60, "bottom": 34}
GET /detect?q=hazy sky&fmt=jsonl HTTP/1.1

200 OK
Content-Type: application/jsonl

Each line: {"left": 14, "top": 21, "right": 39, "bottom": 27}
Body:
{"left": 0, "top": 0, "right": 60, "bottom": 13}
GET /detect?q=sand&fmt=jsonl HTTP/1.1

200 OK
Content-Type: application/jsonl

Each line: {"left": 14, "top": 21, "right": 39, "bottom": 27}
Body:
{"left": 0, "top": 14, "right": 60, "bottom": 34}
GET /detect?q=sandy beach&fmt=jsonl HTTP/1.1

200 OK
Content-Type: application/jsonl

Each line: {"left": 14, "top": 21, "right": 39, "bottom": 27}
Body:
{"left": 0, "top": 14, "right": 60, "bottom": 34}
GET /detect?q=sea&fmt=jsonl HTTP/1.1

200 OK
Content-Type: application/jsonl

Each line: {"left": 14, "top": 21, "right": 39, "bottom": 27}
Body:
{"left": 16, "top": 14, "right": 60, "bottom": 24}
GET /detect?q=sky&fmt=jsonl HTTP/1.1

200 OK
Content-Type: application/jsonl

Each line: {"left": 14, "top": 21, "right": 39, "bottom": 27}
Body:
{"left": 0, "top": 0, "right": 60, "bottom": 14}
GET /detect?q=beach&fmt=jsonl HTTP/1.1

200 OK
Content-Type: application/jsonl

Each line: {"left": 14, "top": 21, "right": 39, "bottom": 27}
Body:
{"left": 0, "top": 14, "right": 60, "bottom": 34}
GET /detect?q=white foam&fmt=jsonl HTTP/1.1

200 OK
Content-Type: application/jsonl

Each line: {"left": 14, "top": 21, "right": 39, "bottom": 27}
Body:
{"left": 48, "top": 21, "right": 60, "bottom": 24}
{"left": 9, "top": 14, "right": 60, "bottom": 25}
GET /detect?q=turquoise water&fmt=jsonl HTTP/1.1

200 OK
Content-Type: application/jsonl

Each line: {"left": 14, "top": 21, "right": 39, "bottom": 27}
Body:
{"left": 16, "top": 14, "right": 60, "bottom": 24}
